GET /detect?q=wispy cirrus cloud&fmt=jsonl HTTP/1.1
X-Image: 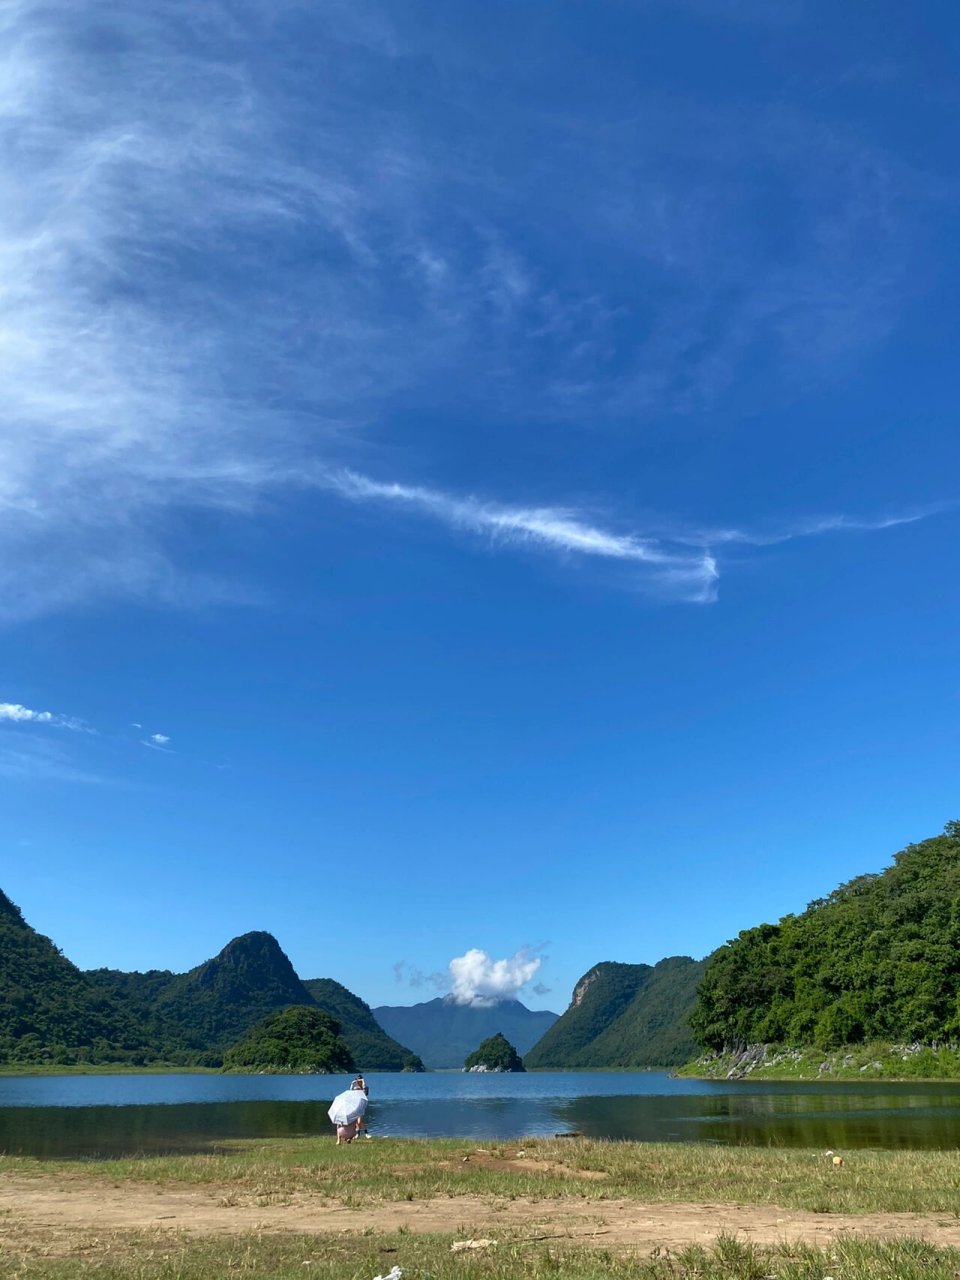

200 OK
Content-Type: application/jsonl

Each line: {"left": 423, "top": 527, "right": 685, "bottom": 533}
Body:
{"left": 0, "top": 0, "right": 939, "bottom": 618}
{"left": 315, "top": 469, "right": 946, "bottom": 603}
{"left": 674, "top": 505, "right": 952, "bottom": 550}
{"left": 322, "top": 470, "right": 719, "bottom": 602}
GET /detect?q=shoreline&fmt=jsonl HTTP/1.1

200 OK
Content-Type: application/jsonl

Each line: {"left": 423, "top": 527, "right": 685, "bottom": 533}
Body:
{"left": 0, "top": 1064, "right": 223, "bottom": 1076}
{"left": 678, "top": 1040, "right": 960, "bottom": 1083}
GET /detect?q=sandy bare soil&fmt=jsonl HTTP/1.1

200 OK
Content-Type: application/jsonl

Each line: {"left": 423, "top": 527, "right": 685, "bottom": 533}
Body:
{"left": 4, "top": 1172, "right": 960, "bottom": 1256}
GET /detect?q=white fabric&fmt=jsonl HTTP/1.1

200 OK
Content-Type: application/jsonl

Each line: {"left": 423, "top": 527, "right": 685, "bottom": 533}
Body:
{"left": 328, "top": 1089, "right": 368, "bottom": 1125}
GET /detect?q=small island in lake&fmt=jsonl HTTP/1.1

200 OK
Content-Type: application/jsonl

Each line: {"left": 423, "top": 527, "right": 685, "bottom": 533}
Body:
{"left": 464, "top": 1031, "right": 525, "bottom": 1072}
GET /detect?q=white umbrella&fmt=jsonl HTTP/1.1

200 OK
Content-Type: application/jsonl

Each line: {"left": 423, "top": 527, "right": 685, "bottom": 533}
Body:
{"left": 328, "top": 1089, "right": 368, "bottom": 1126}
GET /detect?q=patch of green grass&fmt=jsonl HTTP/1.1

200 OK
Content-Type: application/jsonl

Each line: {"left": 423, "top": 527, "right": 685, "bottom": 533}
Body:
{"left": 7, "top": 1137, "right": 960, "bottom": 1215}
{"left": 7, "top": 1228, "right": 960, "bottom": 1280}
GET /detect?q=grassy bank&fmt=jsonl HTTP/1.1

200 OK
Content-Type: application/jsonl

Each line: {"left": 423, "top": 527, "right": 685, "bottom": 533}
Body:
{"left": 9, "top": 1228, "right": 960, "bottom": 1280}
{"left": 679, "top": 1041, "right": 960, "bottom": 1081}
{"left": 7, "top": 1136, "right": 960, "bottom": 1214}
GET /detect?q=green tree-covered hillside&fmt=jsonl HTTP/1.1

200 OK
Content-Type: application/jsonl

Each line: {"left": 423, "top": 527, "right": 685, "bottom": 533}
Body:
{"left": 0, "top": 891, "right": 146, "bottom": 1064}
{"left": 223, "top": 1006, "right": 354, "bottom": 1073}
{"left": 691, "top": 821, "right": 960, "bottom": 1051}
{"left": 303, "top": 978, "right": 423, "bottom": 1071}
{"left": 525, "top": 956, "right": 704, "bottom": 1068}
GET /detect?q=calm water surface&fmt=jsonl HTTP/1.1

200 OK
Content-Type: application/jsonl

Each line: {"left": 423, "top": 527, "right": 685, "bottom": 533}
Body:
{"left": 3, "top": 1071, "right": 960, "bottom": 1157}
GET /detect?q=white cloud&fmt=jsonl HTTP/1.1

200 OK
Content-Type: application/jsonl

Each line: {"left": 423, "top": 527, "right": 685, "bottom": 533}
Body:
{"left": 323, "top": 470, "right": 719, "bottom": 602}
{"left": 0, "top": 701, "right": 88, "bottom": 731}
{"left": 448, "top": 947, "right": 543, "bottom": 1008}
{"left": 148, "top": 733, "right": 170, "bottom": 746}
{"left": 320, "top": 470, "right": 948, "bottom": 602}
{"left": 0, "top": 703, "right": 54, "bottom": 724}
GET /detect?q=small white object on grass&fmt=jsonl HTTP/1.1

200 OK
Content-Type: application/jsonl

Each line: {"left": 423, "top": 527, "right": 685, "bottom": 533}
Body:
{"left": 372, "top": 1267, "right": 403, "bottom": 1280}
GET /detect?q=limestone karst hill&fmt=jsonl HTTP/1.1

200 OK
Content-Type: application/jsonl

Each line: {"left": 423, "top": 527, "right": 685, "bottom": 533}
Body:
{"left": 524, "top": 956, "right": 705, "bottom": 1069}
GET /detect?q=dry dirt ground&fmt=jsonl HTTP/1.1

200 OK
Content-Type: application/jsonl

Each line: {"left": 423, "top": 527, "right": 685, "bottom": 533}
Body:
{"left": 5, "top": 1172, "right": 960, "bottom": 1256}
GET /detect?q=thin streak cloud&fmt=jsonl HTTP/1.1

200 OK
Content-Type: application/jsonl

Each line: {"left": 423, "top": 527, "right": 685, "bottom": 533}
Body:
{"left": 324, "top": 470, "right": 719, "bottom": 603}
{"left": 689, "top": 506, "right": 949, "bottom": 548}
{"left": 318, "top": 468, "right": 947, "bottom": 603}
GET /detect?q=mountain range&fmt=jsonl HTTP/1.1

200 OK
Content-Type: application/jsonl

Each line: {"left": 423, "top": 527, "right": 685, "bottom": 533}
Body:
{"left": 1, "top": 884, "right": 702, "bottom": 1071}
{"left": 373, "top": 997, "right": 559, "bottom": 1069}
{"left": 7, "top": 820, "right": 960, "bottom": 1073}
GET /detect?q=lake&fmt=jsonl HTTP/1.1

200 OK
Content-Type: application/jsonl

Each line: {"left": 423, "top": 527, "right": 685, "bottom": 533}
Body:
{"left": 3, "top": 1071, "right": 960, "bottom": 1158}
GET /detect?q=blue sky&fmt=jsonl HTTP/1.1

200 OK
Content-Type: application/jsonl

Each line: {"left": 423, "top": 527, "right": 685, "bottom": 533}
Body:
{"left": 2, "top": 0, "right": 959, "bottom": 1014}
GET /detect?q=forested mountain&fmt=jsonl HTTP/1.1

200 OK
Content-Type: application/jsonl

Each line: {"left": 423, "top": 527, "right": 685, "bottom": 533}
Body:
{"left": 88, "top": 931, "right": 317, "bottom": 1060}
{"left": 373, "top": 997, "right": 558, "bottom": 1069}
{"left": 303, "top": 978, "right": 423, "bottom": 1071}
{"left": 525, "top": 957, "right": 704, "bottom": 1069}
{"left": 154, "top": 932, "right": 316, "bottom": 1051}
{"left": 0, "top": 891, "right": 144, "bottom": 1064}
{"left": 222, "top": 1006, "right": 354, "bottom": 1073}
{"left": 1, "top": 892, "right": 421, "bottom": 1068}
{"left": 691, "top": 821, "right": 960, "bottom": 1052}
